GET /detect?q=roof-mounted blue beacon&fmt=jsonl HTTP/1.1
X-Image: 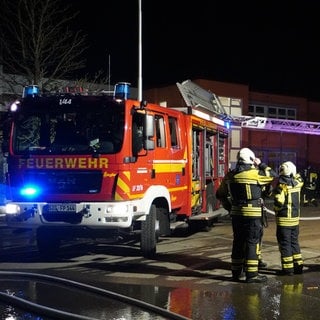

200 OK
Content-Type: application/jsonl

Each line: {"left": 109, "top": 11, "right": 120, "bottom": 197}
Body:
{"left": 114, "top": 82, "right": 130, "bottom": 100}
{"left": 22, "top": 85, "right": 40, "bottom": 98}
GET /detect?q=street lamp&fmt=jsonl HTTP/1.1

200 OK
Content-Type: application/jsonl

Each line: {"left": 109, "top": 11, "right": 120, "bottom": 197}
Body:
{"left": 138, "top": 0, "right": 142, "bottom": 101}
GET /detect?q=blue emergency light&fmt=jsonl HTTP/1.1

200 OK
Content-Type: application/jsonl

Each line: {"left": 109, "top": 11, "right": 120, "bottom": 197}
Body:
{"left": 114, "top": 82, "right": 130, "bottom": 100}
{"left": 20, "top": 184, "right": 42, "bottom": 198}
{"left": 22, "top": 85, "right": 40, "bottom": 97}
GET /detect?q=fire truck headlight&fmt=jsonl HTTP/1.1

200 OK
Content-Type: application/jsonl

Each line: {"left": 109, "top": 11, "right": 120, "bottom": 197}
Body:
{"left": 105, "top": 204, "right": 130, "bottom": 223}
{"left": 20, "top": 185, "right": 42, "bottom": 198}
{"left": 106, "top": 204, "right": 129, "bottom": 214}
{"left": 5, "top": 204, "right": 21, "bottom": 214}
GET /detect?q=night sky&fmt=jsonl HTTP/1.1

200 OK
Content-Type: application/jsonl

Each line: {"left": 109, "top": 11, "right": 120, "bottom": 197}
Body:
{"left": 72, "top": 1, "right": 320, "bottom": 101}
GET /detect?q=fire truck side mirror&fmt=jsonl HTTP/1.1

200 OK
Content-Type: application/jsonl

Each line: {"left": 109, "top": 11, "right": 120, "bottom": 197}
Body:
{"left": 144, "top": 114, "right": 155, "bottom": 150}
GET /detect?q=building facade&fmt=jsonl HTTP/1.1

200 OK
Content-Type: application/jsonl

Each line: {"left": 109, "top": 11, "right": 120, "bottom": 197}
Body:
{"left": 2, "top": 73, "right": 320, "bottom": 172}
{"left": 143, "top": 79, "right": 320, "bottom": 173}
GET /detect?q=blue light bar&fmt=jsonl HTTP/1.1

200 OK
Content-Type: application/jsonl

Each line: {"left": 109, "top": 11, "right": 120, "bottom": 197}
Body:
{"left": 20, "top": 184, "right": 42, "bottom": 198}
{"left": 22, "top": 85, "right": 40, "bottom": 98}
{"left": 114, "top": 82, "right": 130, "bottom": 100}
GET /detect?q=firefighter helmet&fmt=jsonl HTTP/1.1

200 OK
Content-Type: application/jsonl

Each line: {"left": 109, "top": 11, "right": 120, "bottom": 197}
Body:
{"left": 237, "top": 148, "right": 255, "bottom": 164}
{"left": 279, "top": 161, "right": 296, "bottom": 176}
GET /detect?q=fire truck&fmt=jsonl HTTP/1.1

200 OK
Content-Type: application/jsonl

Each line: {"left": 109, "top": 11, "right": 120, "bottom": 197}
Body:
{"left": 2, "top": 82, "right": 229, "bottom": 258}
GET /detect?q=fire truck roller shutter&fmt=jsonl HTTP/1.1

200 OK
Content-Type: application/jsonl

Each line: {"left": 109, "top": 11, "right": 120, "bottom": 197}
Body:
{"left": 206, "top": 182, "right": 218, "bottom": 215}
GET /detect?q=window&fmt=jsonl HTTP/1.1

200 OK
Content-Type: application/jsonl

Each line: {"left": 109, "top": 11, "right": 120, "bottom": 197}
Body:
{"left": 155, "top": 115, "right": 166, "bottom": 148}
{"left": 248, "top": 104, "right": 296, "bottom": 120}
{"left": 132, "top": 113, "right": 144, "bottom": 155}
{"left": 269, "top": 107, "right": 277, "bottom": 116}
{"left": 168, "top": 116, "right": 179, "bottom": 148}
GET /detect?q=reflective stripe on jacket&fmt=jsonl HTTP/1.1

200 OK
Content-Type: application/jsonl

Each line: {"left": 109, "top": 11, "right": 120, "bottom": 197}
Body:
{"left": 274, "top": 174, "right": 304, "bottom": 227}
{"left": 216, "top": 163, "right": 276, "bottom": 218}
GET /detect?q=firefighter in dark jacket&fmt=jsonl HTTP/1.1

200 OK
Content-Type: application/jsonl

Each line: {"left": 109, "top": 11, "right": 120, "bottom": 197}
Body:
{"left": 274, "top": 161, "right": 304, "bottom": 275}
{"left": 216, "top": 147, "right": 276, "bottom": 283}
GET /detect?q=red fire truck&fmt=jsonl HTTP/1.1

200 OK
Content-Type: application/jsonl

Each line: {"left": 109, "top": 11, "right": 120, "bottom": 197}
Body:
{"left": 2, "top": 82, "right": 229, "bottom": 258}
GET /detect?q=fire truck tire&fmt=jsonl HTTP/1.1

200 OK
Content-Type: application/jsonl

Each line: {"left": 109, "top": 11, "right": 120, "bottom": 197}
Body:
{"left": 36, "top": 227, "right": 61, "bottom": 259}
{"left": 141, "top": 204, "right": 157, "bottom": 258}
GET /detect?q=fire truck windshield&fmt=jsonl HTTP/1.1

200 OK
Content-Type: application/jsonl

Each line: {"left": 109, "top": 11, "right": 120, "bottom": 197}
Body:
{"left": 12, "top": 101, "right": 125, "bottom": 155}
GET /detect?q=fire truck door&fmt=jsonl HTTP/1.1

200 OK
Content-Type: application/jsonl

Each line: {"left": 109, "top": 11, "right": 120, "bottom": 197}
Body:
{"left": 191, "top": 129, "right": 202, "bottom": 210}
{"left": 191, "top": 128, "right": 217, "bottom": 213}
{"left": 205, "top": 131, "right": 219, "bottom": 213}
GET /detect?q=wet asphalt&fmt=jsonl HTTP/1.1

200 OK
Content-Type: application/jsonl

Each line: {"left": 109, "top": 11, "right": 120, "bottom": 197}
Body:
{"left": 0, "top": 203, "right": 320, "bottom": 319}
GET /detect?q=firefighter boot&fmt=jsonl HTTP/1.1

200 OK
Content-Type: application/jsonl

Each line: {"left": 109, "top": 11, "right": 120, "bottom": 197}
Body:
{"left": 232, "top": 271, "right": 245, "bottom": 282}
{"left": 276, "top": 269, "right": 294, "bottom": 276}
{"left": 258, "top": 260, "right": 268, "bottom": 269}
{"left": 294, "top": 265, "right": 303, "bottom": 274}
{"left": 246, "top": 274, "right": 268, "bottom": 283}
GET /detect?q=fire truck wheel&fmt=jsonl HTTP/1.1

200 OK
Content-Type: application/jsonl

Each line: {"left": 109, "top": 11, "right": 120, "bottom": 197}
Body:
{"left": 36, "top": 227, "right": 61, "bottom": 259}
{"left": 141, "top": 204, "right": 157, "bottom": 258}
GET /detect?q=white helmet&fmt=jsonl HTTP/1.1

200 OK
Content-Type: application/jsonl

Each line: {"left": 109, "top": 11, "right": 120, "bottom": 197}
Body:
{"left": 237, "top": 148, "right": 255, "bottom": 164}
{"left": 279, "top": 161, "right": 296, "bottom": 176}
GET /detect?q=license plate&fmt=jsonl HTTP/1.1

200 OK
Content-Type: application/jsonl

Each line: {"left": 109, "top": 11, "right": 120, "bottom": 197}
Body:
{"left": 47, "top": 203, "right": 76, "bottom": 212}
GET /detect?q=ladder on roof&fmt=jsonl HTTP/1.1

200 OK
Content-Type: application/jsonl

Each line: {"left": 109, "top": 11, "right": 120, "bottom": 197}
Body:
{"left": 176, "top": 80, "right": 320, "bottom": 136}
{"left": 176, "top": 80, "right": 230, "bottom": 119}
{"left": 241, "top": 116, "right": 320, "bottom": 135}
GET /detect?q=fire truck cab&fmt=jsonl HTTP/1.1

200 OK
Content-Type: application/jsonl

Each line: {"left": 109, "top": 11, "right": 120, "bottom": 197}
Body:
{"left": 3, "top": 83, "right": 229, "bottom": 258}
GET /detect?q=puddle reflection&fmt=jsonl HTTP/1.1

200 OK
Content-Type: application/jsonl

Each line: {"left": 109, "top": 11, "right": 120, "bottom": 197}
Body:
{"left": 1, "top": 275, "right": 320, "bottom": 320}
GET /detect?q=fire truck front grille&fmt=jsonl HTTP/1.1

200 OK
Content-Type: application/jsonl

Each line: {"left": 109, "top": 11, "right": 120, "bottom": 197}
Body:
{"left": 25, "top": 170, "right": 103, "bottom": 194}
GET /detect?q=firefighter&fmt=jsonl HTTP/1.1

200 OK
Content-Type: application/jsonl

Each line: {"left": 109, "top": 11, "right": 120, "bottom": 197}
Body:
{"left": 274, "top": 161, "right": 304, "bottom": 275}
{"left": 302, "top": 166, "right": 318, "bottom": 207}
{"left": 258, "top": 178, "right": 275, "bottom": 269}
{"left": 216, "top": 147, "right": 276, "bottom": 283}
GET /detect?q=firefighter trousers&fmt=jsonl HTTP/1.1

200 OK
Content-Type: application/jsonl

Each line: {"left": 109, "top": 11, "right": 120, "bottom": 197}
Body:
{"left": 231, "top": 216, "right": 262, "bottom": 279}
{"left": 276, "top": 225, "right": 303, "bottom": 273}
